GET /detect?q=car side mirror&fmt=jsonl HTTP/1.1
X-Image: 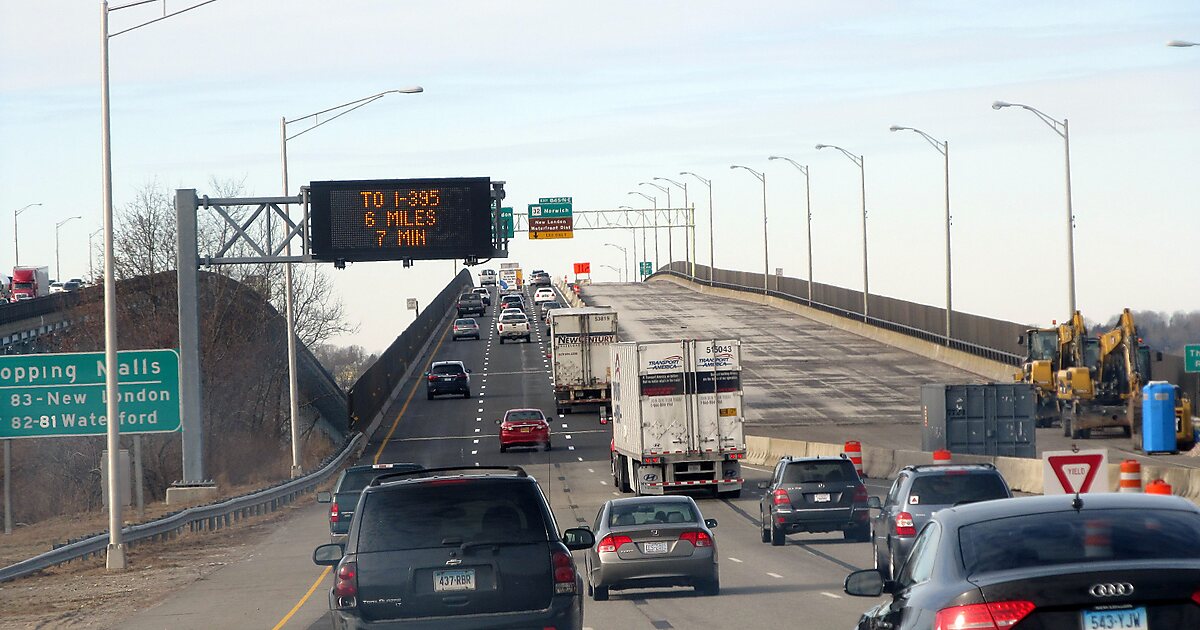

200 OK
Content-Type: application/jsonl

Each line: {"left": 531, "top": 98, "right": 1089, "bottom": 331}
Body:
{"left": 316, "top": 491, "right": 332, "bottom": 503}
{"left": 844, "top": 569, "right": 886, "bottom": 597}
{"left": 563, "top": 527, "right": 595, "bottom": 551}
{"left": 423, "top": 371, "right": 430, "bottom": 377}
{"left": 756, "top": 481, "right": 769, "bottom": 490}
{"left": 313, "top": 543, "right": 345, "bottom": 566}
{"left": 704, "top": 518, "right": 718, "bottom": 529}
{"left": 1156, "top": 351, "right": 1164, "bottom": 361}
{"left": 494, "top": 419, "right": 501, "bottom": 425}
{"left": 867, "top": 496, "right": 882, "bottom": 509}
{"left": 467, "top": 369, "right": 472, "bottom": 373}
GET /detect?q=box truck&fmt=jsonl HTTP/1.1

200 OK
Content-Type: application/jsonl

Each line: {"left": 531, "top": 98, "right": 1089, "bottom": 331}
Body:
{"left": 549, "top": 307, "right": 618, "bottom": 415}
{"left": 11, "top": 266, "right": 50, "bottom": 301}
{"left": 610, "top": 339, "right": 746, "bottom": 497}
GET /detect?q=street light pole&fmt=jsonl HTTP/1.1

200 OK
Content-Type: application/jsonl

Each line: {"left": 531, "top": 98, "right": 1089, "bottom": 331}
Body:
{"left": 729, "top": 165, "right": 769, "bottom": 295}
{"left": 628, "top": 191, "right": 658, "bottom": 272}
{"left": 618, "top": 206, "right": 640, "bottom": 281}
{"left": 55, "top": 216, "right": 82, "bottom": 281}
{"left": 640, "top": 182, "right": 671, "bottom": 269}
{"left": 280, "top": 88, "right": 422, "bottom": 477}
{"left": 89, "top": 227, "right": 103, "bottom": 280}
{"left": 889, "top": 126, "right": 952, "bottom": 343}
{"left": 768, "top": 157, "right": 814, "bottom": 305}
{"left": 655, "top": 177, "right": 690, "bottom": 276}
{"left": 992, "top": 101, "right": 1076, "bottom": 315}
{"left": 605, "top": 243, "right": 628, "bottom": 282}
{"left": 680, "top": 172, "right": 714, "bottom": 284}
{"left": 815, "top": 144, "right": 868, "bottom": 321}
{"left": 13, "top": 203, "right": 42, "bottom": 267}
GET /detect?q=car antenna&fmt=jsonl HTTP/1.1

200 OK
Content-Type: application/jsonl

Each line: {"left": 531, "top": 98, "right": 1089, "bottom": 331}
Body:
{"left": 1068, "top": 443, "right": 1084, "bottom": 510}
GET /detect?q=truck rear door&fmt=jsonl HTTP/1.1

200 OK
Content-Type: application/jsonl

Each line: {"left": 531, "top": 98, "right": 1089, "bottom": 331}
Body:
{"left": 637, "top": 341, "right": 692, "bottom": 454}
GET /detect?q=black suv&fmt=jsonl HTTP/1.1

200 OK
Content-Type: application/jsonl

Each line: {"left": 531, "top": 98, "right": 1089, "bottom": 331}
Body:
{"left": 869, "top": 463, "right": 1011, "bottom": 579}
{"left": 758, "top": 456, "right": 870, "bottom": 545}
{"left": 317, "top": 462, "right": 422, "bottom": 542}
{"left": 313, "top": 466, "right": 595, "bottom": 630}
{"left": 425, "top": 361, "right": 470, "bottom": 400}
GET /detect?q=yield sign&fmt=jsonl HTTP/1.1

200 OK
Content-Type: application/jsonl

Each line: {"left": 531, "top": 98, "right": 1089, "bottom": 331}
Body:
{"left": 1042, "top": 449, "right": 1109, "bottom": 494}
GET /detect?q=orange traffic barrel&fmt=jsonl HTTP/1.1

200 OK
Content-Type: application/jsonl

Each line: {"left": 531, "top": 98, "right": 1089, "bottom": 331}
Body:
{"left": 1146, "top": 479, "right": 1173, "bottom": 495}
{"left": 1119, "top": 460, "right": 1142, "bottom": 493}
{"left": 843, "top": 441, "right": 864, "bottom": 478}
{"left": 933, "top": 449, "right": 952, "bottom": 464}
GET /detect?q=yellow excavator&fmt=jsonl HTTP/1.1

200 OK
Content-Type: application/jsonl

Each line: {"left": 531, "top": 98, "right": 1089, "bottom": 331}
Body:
{"left": 1056, "top": 309, "right": 1194, "bottom": 450}
{"left": 1017, "top": 311, "right": 1086, "bottom": 427}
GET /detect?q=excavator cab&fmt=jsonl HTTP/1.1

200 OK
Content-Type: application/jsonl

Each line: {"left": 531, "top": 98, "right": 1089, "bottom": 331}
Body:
{"left": 1021, "top": 329, "right": 1060, "bottom": 390}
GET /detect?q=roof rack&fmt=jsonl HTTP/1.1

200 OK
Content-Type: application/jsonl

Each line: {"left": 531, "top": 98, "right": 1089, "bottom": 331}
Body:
{"left": 368, "top": 465, "right": 528, "bottom": 486}
{"left": 904, "top": 463, "right": 997, "bottom": 472}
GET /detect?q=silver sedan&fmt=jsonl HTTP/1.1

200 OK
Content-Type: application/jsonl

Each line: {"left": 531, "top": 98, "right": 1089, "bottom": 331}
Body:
{"left": 584, "top": 495, "right": 719, "bottom": 600}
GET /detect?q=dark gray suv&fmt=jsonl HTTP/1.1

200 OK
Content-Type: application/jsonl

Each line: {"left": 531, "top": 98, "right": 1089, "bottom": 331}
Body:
{"left": 316, "top": 462, "right": 422, "bottom": 542}
{"left": 758, "top": 456, "right": 871, "bottom": 545}
{"left": 313, "top": 466, "right": 595, "bottom": 630}
{"left": 869, "top": 463, "right": 1011, "bottom": 579}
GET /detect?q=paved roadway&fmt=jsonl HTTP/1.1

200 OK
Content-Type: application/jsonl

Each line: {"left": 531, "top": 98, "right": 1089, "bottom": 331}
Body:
{"left": 121, "top": 282, "right": 890, "bottom": 629}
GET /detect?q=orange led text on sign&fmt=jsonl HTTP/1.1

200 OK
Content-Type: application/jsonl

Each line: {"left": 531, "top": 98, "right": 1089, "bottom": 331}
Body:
{"left": 358, "top": 189, "right": 441, "bottom": 208}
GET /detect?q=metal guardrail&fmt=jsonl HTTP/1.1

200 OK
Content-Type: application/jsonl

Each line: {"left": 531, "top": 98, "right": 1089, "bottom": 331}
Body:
{"left": 0, "top": 431, "right": 363, "bottom": 583}
{"left": 653, "top": 269, "right": 1024, "bottom": 366}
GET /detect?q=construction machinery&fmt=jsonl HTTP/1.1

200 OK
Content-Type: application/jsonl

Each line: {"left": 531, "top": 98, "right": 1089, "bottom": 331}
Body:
{"left": 1017, "top": 311, "right": 1086, "bottom": 427}
{"left": 1055, "top": 309, "right": 1195, "bottom": 450}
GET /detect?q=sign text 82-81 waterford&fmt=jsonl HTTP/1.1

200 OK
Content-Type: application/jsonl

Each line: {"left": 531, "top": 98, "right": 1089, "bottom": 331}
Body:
{"left": 0, "top": 349, "right": 181, "bottom": 439}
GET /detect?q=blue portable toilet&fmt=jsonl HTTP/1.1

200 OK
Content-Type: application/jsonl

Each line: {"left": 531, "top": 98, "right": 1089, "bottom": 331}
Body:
{"left": 1143, "top": 381, "right": 1177, "bottom": 454}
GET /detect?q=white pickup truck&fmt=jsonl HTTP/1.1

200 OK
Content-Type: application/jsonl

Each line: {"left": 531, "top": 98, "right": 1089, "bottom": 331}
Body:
{"left": 496, "top": 311, "right": 531, "bottom": 344}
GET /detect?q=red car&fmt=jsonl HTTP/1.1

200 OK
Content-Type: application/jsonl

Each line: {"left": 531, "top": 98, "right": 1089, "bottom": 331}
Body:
{"left": 499, "top": 408, "right": 552, "bottom": 452}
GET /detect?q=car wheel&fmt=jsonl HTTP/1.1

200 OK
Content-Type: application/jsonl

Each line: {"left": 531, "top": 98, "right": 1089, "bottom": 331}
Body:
{"left": 696, "top": 573, "right": 720, "bottom": 596}
{"left": 586, "top": 581, "right": 593, "bottom": 597}
{"left": 888, "top": 543, "right": 899, "bottom": 581}
{"left": 426, "top": 391, "right": 434, "bottom": 400}
{"left": 770, "top": 523, "right": 786, "bottom": 546}
{"left": 544, "top": 441, "right": 552, "bottom": 451}
{"left": 845, "top": 522, "right": 871, "bottom": 542}
{"left": 463, "top": 390, "right": 471, "bottom": 399}
{"left": 525, "top": 335, "right": 531, "bottom": 343}
{"left": 760, "top": 511, "right": 771, "bottom": 544}
{"left": 592, "top": 584, "right": 609, "bottom": 601}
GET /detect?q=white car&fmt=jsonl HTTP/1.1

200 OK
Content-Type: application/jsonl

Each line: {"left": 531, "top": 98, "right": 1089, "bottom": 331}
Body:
{"left": 533, "top": 288, "right": 556, "bottom": 304}
{"left": 48, "top": 282, "right": 64, "bottom": 294}
{"left": 496, "top": 312, "right": 531, "bottom": 343}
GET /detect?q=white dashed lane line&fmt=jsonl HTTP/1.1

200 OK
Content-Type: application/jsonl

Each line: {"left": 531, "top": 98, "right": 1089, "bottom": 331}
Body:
{"left": 728, "top": 557, "right": 743, "bottom": 563}
{"left": 767, "top": 572, "right": 783, "bottom": 579}
{"left": 821, "top": 592, "right": 842, "bottom": 599}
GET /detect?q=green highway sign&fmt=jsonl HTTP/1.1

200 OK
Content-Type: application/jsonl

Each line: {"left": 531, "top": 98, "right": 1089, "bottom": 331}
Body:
{"left": 639, "top": 261, "right": 653, "bottom": 276}
{"left": 1187, "top": 344, "right": 1200, "bottom": 374}
{"left": 0, "top": 349, "right": 181, "bottom": 439}
{"left": 500, "top": 207, "right": 513, "bottom": 238}
{"left": 539, "top": 197, "right": 571, "bottom": 205}
{"left": 529, "top": 203, "right": 572, "bottom": 219}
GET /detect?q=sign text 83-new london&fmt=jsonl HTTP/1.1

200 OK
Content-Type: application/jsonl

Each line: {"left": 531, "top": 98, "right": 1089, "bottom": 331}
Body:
{"left": 308, "top": 177, "right": 498, "bottom": 263}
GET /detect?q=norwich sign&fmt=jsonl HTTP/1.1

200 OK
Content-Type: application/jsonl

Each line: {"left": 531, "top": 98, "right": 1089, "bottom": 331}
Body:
{"left": 0, "top": 349, "right": 181, "bottom": 439}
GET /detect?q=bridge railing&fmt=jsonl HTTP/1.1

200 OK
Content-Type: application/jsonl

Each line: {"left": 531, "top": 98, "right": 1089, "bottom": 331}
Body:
{"left": 654, "top": 263, "right": 1025, "bottom": 366}
{"left": 0, "top": 431, "right": 363, "bottom": 583}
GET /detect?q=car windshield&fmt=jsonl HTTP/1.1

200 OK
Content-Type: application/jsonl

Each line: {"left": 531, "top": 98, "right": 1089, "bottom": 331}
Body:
{"left": 781, "top": 461, "right": 855, "bottom": 484}
{"left": 506, "top": 411, "right": 544, "bottom": 422}
{"left": 357, "top": 481, "right": 550, "bottom": 552}
{"left": 455, "top": 319, "right": 476, "bottom": 326}
{"left": 431, "top": 364, "right": 464, "bottom": 375}
{"left": 337, "top": 465, "right": 422, "bottom": 494}
{"left": 960, "top": 509, "right": 1200, "bottom": 575}
{"left": 907, "top": 473, "right": 1008, "bottom": 506}
{"left": 609, "top": 501, "right": 697, "bottom": 527}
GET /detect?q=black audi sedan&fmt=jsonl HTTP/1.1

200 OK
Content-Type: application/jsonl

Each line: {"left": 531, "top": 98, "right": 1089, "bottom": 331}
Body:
{"left": 844, "top": 493, "right": 1200, "bottom": 629}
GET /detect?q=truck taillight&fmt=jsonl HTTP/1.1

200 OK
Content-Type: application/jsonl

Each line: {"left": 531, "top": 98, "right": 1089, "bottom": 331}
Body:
{"left": 772, "top": 489, "right": 790, "bottom": 506}
{"left": 679, "top": 530, "right": 713, "bottom": 548}
{"left": 333, "top": 560, "right": 358, "bottom": 598}
{"left": 597, "top": 534, "right": 632, "bottom": 553}
{"left": 643, "top": 456, "right": 662, "bottom": 464}
{"left": 895, "top": 511, "right": 916, "bottom": 536}
{"left": 329, "top": 502, "right": 340, "bottom": 523}
{"left": 552, "top": 550, "right": 576, "bottom": 594}
{"left": 934, "top": 600, "right": 1034, "bottom": 630}
{"left": 725, "top": 452, "right": 745, "bottom": 460}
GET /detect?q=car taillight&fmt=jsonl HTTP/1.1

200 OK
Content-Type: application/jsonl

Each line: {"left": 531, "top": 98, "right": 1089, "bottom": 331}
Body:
{"left": 333, "top": 561, "right": 358, "bottom": 598}
{"left": 427, "top": 374, "right": 437, "bottom": 382}
{"left": 772, "top": 489, "right": 790, "bottom": 506}
{"left": 678, "top": 530, "right": 713, "bottom": 548}
{"left": 552, "top": 550, "right": 576, "bottom": 594}
{"left": 329, "top": 502, "right": 340, "bottom": 523}
{"left": 895, "top": 511, "right": 916, "bottom": 536}
{"left": 853, "top": 484, "right": 869, "bottom": 503}
{"left": 1192, "top": 587, "right": 1200, "bottom": 607}
{"left": 597, "top": 534, "right": 632, "bottom": 553}
{"left": 934, "top": 600, "right": 1034, "bottom": 630}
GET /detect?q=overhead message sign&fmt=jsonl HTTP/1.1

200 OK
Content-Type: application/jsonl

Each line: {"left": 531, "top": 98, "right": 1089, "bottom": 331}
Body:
{"left": 309, "top": 177, "right": 499, "bottom": 263}
{"left": 0, "top": 349, "right": 181, "bottom": 439}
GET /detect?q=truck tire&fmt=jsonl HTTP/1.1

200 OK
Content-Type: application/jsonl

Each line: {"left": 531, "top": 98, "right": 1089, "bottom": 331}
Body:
{"left": 499, "top": 337, "right": 504, "bottom": 345}
{"left": 631, "top": 462, "right": 643, "bottom": 496}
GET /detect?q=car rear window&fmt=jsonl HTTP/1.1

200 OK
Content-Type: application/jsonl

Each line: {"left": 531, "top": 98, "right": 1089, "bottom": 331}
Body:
{"left": 337, "top": 465, "right": 422, "bottom": 494}
{"left": 501, "top": 314, "right": 527, "bottom": 322}
{"left": 610, "top": 502, "right": 697, "bottom": 527}
{"left": 431, "top": 364, "right": 464, "bottom": 375}
{"left": 959, "top": 509, "right": 1200, "bottom": 575}
{"left": 455, "top": 319, "right": 476, "bottom": 326}
{"left": 782, "top": 461, "right": 857, "bottom": 484}
{"left": 907, "top": 473, "right": 1008, "bottom": 506}
{"left": 356, "top": 481, "right": 551, "bottom": 552}
{"left": 506, "top": 411, "right": 544, "bottom": 422}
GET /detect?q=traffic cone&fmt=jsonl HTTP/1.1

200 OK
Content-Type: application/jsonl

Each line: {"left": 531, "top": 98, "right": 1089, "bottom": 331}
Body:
{"left": 1146, "top": 479, "right": 1172, "bottom": 495}
{"left": 1119, "top": 460, "right": 1142, "bottom": 493}
{"left": 843, "top": 441, "right": 864, "bottom": 478}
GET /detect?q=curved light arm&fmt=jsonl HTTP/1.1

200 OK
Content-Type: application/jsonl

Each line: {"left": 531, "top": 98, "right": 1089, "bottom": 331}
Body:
{"left": 768, "top": 155, "right": 808, "bottom": 176}
{"left": 627, "top": 191, "right": 656, "bottom": 205}
{"left": 639, "top": 181, "right": 669, "bottom": 195}
{"left": 1167, "top": 40, "right": 1199, "bottom": 47}
{"left": 991, "top": 100, "right": 1065, "bottom": 138}
{"left": 680, "top": 171, "right": 711, "bottom": 188}
{"left": 729, "top": 164, "right": 764, "bottom": 182}
{"left": 618, "top": 205, "right": 634, "bottom": 209}
{"left": 814, "top": 144, "right": 863, "bottom": 168}
{"left": 15, "top": 203, "right": 42, "bottom": 217}
{"left": 286, "top": 87, "right": 424, "bottom": 141}
{"left": 604, "top": 243, "right": 627, "bottom": 254}
{"left": 56, "top": 216, "right": 82, "bottom": 229}
{"left": 889, "top": 125, "right": 946, "bottom": 156}
{"left": 653, "top": 176, "right": 687, "bottom": 192}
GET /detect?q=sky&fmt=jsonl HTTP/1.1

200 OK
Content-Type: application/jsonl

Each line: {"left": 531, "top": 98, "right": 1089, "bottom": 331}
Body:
{"left": 2, "top": 1, "right": 1198, "bottom": 353}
